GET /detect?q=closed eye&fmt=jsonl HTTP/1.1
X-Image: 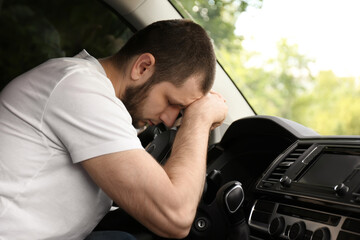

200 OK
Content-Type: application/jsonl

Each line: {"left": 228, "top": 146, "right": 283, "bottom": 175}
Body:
{"left": 168, "top": 100, "right": 186, "bottom": 109}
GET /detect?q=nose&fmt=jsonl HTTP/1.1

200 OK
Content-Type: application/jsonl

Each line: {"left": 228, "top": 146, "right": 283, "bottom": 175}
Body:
{"left": 160, "top": 105, "right": 180, "bottom": 128}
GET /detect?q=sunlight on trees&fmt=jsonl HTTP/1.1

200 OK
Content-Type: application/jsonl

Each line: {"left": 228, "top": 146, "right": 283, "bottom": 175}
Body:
{"left": 171, "top": 0, "right": 360, "bottom": 135}
{"left": 2, "top": 0, "right": 358, "bottom": 135}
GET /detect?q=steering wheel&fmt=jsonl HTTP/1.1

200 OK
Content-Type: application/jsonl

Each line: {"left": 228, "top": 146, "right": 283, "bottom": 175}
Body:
{"left": 139, "top": 123, "right": 177, "bottom": 165}
{"left": 138, "top": 124, "right": 250, "bottom": 240}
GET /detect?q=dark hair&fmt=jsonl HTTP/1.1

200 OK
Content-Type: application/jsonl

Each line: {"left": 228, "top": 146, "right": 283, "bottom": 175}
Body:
{"left": 115, "top": 19, "right": 216, "bottom": 93}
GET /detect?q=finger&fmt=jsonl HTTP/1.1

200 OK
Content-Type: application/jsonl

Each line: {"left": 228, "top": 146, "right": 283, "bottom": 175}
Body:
{"left": 210, "top": 117, "right": 226, "bottom": 130}
{"left": 209, "top": 90, "right": 226, "bottom": 102}
{"left": 210, "top": 122, "right": 221, "bottom": 130}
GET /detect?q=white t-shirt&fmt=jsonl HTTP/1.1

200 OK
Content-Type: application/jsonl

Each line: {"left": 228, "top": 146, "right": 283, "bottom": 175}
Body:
{"left": 0, "top": 50, "right": 143, "bottom": 239}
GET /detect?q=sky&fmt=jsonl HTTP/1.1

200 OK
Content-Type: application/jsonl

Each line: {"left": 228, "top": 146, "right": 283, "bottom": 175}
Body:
{"left": 235, "top": 0, "right": 360, "bottom": 77}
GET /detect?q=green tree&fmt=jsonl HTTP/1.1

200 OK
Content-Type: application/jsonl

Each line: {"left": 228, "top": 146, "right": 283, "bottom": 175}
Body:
{"left": 264, "top": 39, "right": 314, "bottom": 119}
{"left": 170, "top": 0, "right": 262, "bottom": 51}
{"left": 171, "top": 0, "right": 360, "bottom": 135}
{"left": 222, "top": 38, "right": 314, "bottom": 119}
{"left": 293, "top": 71, "right": 360, "bottom": 135}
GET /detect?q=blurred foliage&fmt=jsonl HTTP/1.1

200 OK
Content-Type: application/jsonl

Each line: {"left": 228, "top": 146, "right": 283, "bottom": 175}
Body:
{"left": 0, "top": 0, "right": 133, "bottom": 90}
{"left": 171, "top": 0, "right": 262, "bottom": 51}
{"left": 1, "top": 0, "right": 359, "bottom": 135}
{"left": 292, "top": 71, "right": 360, "bottom": 135}
{"left": 171, "top": 0, "right": 360, "bottom": 135}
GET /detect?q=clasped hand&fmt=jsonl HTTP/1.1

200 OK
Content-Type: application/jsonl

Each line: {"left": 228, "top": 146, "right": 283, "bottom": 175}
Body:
{"left": 182, "top": 90, "right": 228, "bottom": 130}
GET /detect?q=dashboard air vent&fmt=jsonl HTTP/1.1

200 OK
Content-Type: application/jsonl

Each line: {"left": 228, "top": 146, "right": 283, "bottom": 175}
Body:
{"left": 265, "top": 143, "right": 312, "bottom": 183}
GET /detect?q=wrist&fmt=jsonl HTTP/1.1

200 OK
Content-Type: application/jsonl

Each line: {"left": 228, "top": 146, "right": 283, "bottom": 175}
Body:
{"left": 181, "top": 111, "right": 213, "bottom": 131}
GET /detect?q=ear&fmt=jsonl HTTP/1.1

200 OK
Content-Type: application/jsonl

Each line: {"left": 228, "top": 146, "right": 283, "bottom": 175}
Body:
{"left": 130, "top": 53, "right": 155, "bottom": 82}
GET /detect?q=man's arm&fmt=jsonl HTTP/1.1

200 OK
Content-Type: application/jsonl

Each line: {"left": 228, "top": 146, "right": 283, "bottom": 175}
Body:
{"left": 81, "top": 92, "right": 227, "bottom": 238}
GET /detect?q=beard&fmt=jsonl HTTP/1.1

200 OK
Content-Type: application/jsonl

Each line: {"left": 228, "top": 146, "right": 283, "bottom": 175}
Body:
{"left": 121, "top": 79, "right": 154, "bottom": 128}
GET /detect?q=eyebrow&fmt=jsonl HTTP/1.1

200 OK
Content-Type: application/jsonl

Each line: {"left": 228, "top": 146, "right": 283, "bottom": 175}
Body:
{"left": 169, "top": 99, "right": 187, "bottom": 109}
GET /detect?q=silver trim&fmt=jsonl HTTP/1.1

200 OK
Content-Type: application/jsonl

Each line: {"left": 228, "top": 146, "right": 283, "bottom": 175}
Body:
{"left": 225, "top": 185, "right": 244, "bottom": 213}
{"left": 248, "top": 200, "right": 360, "bottom": 240}
{"left": 301, "top": 146, "right": 318, "bottom": 164}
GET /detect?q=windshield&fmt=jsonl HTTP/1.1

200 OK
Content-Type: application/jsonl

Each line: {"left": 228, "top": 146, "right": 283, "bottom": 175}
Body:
{"left": 170, "top": 0, "right": 360, "bottom": 135}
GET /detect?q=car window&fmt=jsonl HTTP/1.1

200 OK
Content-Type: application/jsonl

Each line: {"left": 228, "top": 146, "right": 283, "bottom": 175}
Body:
{"left": 170, "top": 0, "right": 360, "bottom": 135}
{"left": 0, "top": 0, "right": 134, "bottom": 91}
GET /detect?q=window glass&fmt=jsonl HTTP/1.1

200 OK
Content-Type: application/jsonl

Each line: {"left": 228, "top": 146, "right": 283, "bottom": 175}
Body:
{"left": 0, "top": 0, "right": 133, "bottom": 90}
{"left": 171, "top": 0, "right": 360, "bottom": 135}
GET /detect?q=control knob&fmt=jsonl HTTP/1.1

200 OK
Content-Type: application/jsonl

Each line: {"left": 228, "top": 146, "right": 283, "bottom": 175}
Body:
{"left": 288, "top": 221, "right": 306, "bottom": 240}
{"left": 279, "top": 176, "right": 292, "bottom": 188}
{"left": 312, "top": 227, "right": 330, "bottom": 240}
{"left": 334, "top": 183, "right": 349, "bottom": 196}
{"left": 268, "top": 216, "right": 285, "bottom": 237}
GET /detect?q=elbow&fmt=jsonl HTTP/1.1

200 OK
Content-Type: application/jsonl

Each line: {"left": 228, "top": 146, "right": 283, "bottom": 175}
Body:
{"left": 171, "top": 215, "right": 194, "bottom": 239}
{"left": 163, "top": 222, "right": 193, "bottom": 239}
{"left": 160, "top": 205, "right": 197, "bottom": 239}
{"left": 164, "top": 227, "right": 191, "bottom": 239}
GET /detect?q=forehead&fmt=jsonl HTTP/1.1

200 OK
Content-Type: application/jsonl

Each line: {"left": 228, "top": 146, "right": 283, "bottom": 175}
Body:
{"left": 161, "top": 75, "right": 205, "bottom": 107}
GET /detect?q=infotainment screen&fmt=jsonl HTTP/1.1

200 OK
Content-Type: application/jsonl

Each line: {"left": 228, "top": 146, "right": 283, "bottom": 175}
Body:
{"left": 298, "top": 151, "right": 360, "bottom": 187}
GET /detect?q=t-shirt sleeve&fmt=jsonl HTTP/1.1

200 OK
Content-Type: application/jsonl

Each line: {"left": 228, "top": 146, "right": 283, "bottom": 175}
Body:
{"left": 42, "top": 71, "right": 143, "bottom": 163}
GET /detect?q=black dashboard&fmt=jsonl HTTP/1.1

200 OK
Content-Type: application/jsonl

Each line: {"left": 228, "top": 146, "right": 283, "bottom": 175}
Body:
{"left": 96, "top": 115, "right": 360, "bottom": 240}
{"left": 197, "top": 115, "right": 360, "bottom": 240}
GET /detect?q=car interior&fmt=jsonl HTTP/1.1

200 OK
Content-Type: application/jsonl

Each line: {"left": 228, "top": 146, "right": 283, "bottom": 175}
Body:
{"left": 1, "top": 0, "right": 360, "bottom": 239}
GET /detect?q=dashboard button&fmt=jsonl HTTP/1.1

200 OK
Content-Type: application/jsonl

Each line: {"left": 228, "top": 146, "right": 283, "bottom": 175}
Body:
{"left": 334, "top": 183, "right": 349, "bottom": 196}
{"left": 280, "top": 176, "right": 292, "bottom": 188}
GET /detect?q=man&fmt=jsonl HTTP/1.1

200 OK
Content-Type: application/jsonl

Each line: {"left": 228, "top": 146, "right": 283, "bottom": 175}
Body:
{"left": 0, "top": 19, "right": 227, "bottom": 239}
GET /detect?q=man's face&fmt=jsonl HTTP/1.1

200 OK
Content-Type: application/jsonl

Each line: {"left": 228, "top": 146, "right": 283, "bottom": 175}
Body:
{"left": 122, "top": 75, "right": 204, "bottom": 129}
